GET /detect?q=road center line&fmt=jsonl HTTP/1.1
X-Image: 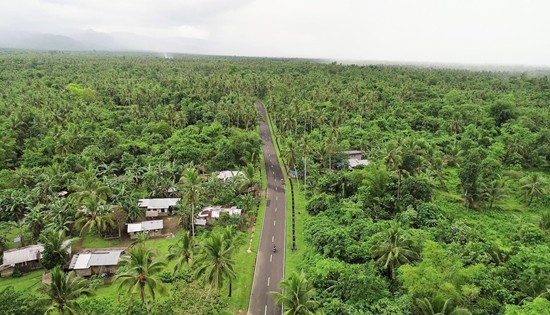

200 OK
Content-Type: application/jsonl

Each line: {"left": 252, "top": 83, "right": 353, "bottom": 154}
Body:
{"left": 270, "top": 254, "right": 272, "bottom": 262}
{"left": 276, "top": 196, "right": 278, "bottom": 201}
{"left": 264, "top": 305, "right": 267, "bottom": 315}
{"left": 267, "top": 277, "right": 271, "bottom": 286}
{"left": 274, "top": 220, "right": 276, "bottom": 226}
{"left": 276, "top": 186, "right": 278, "bottom": 191}
{"left": 272, "top": 236, "right": 274, "bottom": 242}
{"left": 275, "top": 208, "right": 277, "bottom": 212}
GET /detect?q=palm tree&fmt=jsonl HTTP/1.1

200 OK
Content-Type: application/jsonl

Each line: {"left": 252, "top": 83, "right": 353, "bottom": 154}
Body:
{"left": 194, "top": 233, "right": 236, "bottom": 297}
{"left": 69, "top": 167, "right": 111, "bottom": 203}
{"left": 115, "top": 245, "right": 166, "bottom": 307}
{"left": 74, "top": 198, "right": 115, "bottom": 237}
{"left": 271, "top": 271, "right": 319, "bottom": 315}
{"left": 482, "top": 175, "right": 508, "bottom": 209}
{"left": 237, "top": 163, "right": 260, "bottom": 195}
{"left": 178, "top": 164, "right": 204, "bottom": 237}
{"left": 371, "top": 223, "right": 419, "bottom": 280}
{"left": 520, "top": 173, "right": 547, "bottom": 206}
{"left": 416, "top": 297, "right": 471, "bottom": 315}
{"left": 43, "top": 266, "right": 93, "bottom": 315}
{"left": 40, "top": 229, "right": 71, "bottom": 270}
{"left": 167, "top": 231, "right": 194, "bottom": 272}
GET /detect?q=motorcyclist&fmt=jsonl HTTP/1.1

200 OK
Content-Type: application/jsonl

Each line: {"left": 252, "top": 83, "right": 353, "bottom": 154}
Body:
{"left": 273, "top": 244, "right": 277, "bottom": 252}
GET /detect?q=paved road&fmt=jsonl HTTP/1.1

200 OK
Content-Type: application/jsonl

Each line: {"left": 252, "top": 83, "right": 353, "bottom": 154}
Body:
{"left": 248, "top": 101, "right": 286, "bottom": 315}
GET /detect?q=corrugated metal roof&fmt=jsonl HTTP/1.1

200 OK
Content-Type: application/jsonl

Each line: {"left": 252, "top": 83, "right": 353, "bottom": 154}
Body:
{"left": 216, "top": 171, "right": 244, "bottom": 180}
{"left": 127, "top": 220, "right": 163, "bottom": 233}
{"left": 74, "top": 253, "right": 91, "bottom": 269}
{"left": 138, "top": 198, "right": 180, "bottom": 209}
{"left": 3, "top": 245, "right": 44, "bottom": 265}
{"left": 127, "top": 223, "right": 142, "bottom": 233}
{"left": 349, "top": 159, "right": 370, "bottom": 168}
{"left": 88, "top": 250, "right": 123, "bottom": 267}
{"left": 70, "top": 250, "right": 124, "bottom": 269}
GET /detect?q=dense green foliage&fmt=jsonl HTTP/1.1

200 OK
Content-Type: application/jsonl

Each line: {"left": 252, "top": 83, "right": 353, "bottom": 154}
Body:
{"left": 1, "top": 51, "right": 550, "bottom": 313}
{"left": 265, "top": 61, "right": 550, "bottom": 314}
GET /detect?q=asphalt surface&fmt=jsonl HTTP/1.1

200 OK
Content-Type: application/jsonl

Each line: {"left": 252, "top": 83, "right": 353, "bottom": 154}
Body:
{"left": 248, "top": 101, "right": 286, "bottom": 315}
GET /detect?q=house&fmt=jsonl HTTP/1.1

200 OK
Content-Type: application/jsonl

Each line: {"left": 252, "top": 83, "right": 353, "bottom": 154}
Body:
{"left": 348, "top": 158, "right": 370, "bottom": 170}
{"left": 195, "top": 206, "right": 243, "bottom": 226}
{"left": 127, "top": 220, "right": 164, "bottom": 239}
{"left": 216, "top": 171, "right": 244, "bottom": 181}
{"left": 68, "top": 248, "right": 125, "bottom": 277}
{"left": 1, "top": 244, "right": 45, "bottom": 277}
{"left": 338, "top": 150, "right": 369, "bottom": 170}
{"left": 138, "top": 198, "right": 180, "bottom": 218}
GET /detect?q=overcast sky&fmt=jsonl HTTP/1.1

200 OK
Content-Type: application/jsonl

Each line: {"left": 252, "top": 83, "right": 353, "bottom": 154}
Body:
{"left": 1, "top": 0, "right": 549, "bottom": 65}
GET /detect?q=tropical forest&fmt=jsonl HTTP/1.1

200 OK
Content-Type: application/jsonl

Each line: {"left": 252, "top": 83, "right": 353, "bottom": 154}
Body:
{"left": 0, "top": 51, "right": 549, "bottom": 315}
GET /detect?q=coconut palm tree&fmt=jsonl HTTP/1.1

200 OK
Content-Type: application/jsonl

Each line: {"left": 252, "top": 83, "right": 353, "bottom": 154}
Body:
{"left": 482, "top": 175, "right": 508, "bottom": 209}
{"left": 74, "top": 197, "right": 115, "bottom": 237}
{"left": 520, "top": 173, "right": 547, "bottom": 206}
{"left": 271, "top": 271, "right": 319, "bottom": 315}
{"left": 194, "top": 233, "right": 236, "bottom": 297}
{"left": 178, "top": 164, "right": 204, "bottom": 237}
{"left": 115, "top": 245, "right": 166, "bottom": 307}
{"left": 371, "top": 223, "right": 419, "bottom": 280}
{"left": 43, "top": 266, "right": 93, "bottom": 315}
{"left": 167, "top": 231, "right": 194, "bottom": 272}
{"left": 416, "top": 296, "right": 471, "bottom": 315}
{"left": 40, "top": 229, "right": 71, "bottom": 270}
{"left": 237, "top": 163, "right": 260, "bottom": 195}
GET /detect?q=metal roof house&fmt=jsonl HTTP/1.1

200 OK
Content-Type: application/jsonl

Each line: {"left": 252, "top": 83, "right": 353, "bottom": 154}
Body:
{"left": 216, "top": 171, "right": 244, "bottom": 181}
{"left": 127, "top": 220, "right": 164, "bottom": 239}
{"left": 138, "top": 198, "right": 180, "bottom": 218}
{"left": 348, "top": 158, "right": 370, "bottom": 170}
{"left": 195, "top": 206, "right": 243, "bottom": 226}
{"left": 0, "top": 241, "right": 71, "bottom": 277}
{"left": 68, "top": 248, "right": 125, "bottom": 277}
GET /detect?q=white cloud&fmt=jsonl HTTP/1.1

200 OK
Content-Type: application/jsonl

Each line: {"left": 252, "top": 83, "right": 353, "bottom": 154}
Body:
{"left": 0, "top": 0, "right": 549, "bottom": 65}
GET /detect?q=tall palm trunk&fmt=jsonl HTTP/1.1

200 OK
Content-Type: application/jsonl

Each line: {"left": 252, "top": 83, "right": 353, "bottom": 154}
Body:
{"left": 191, "top": 203, "right": 196, "bottom": 237}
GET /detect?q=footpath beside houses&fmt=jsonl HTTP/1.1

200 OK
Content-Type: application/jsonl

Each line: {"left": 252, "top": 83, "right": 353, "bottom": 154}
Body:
{"left": 138, "top": 198, "right": 180, "bottom": 218}
{"left": 68, "top": 248, "right": 125, "bottom": 277}
{"left": 127, "top": 220, "right": 164, "bottom": 239}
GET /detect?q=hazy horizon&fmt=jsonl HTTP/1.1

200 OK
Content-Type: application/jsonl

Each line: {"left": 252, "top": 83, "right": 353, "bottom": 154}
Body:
{"left": 1, "top": 0, "right": 549, "bottom": 67}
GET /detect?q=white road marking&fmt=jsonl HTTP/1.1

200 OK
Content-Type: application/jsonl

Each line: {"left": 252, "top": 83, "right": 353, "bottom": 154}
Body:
{"left": 276, "top": 196, "right": 278, "bottom": 201}
{"left": 272, "top": 236, "right": 274, "bottom": 242}
{"left": 273, "top": 171, "right": 275, "bottom": 175}
{"left": 276, "top": 187, "right": 278, "bottom": 191}
{"left": 275, "top": 208, "right": 277, "bottom": 212}
{"left": 267, "top": 277, "right": 271, "bottom": 286}
{"left": 264, "top": 305, "right": 267, "bottom": 315}
{"left": 270, "top": 254, "right": 273, "bottom": 262}
{"left": 274, "top": 220, "right": 276, "bottom": 226}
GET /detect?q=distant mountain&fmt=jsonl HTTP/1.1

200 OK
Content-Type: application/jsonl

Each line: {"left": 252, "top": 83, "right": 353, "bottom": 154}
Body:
{"left": 0, "top": 30, "right": 207, "bottom": 54}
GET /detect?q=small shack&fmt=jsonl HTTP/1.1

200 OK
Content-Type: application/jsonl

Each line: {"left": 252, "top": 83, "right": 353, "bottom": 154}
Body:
{"left": 0, "top": 244, "right": 44, "bottom": 277}
{"left": 127, "top": 220, "right": 164, "bottom": 239}
{"left": 138, "top": 198, "right": 180, "bottom": 218}
{"left": 68, "top": 248, "right": 125, "bottom": 277}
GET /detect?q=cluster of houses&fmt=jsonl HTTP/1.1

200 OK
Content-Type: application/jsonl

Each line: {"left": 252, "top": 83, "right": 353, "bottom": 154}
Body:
{"left": 0, "top": 170, "right": 246, "bottom": 278}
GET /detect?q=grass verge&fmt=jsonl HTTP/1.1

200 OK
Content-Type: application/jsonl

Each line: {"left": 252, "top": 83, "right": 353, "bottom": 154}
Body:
{"left": 226, "top": 126, "right": 268, "bottom": 314}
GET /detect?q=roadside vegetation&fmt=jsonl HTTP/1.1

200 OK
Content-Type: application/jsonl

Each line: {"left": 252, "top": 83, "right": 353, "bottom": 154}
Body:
{"left": 0, "top": 51, "right": 549, "bottom": 314}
